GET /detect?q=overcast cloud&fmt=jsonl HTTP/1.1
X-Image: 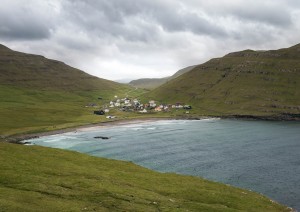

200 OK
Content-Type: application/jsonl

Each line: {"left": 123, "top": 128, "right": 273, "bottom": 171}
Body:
{"left": 0, "top": 0, "right": 299, "bottom": 81}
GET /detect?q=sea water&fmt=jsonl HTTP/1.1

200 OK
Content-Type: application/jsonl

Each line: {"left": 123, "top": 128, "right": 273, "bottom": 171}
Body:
{"left": 32, "top": 119, "right": 300, "bottom": 210}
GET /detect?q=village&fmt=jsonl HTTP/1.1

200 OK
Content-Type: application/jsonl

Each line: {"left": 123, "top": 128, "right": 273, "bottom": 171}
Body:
{"left": 90, "top": 96, "right": 192, "bottom": 119}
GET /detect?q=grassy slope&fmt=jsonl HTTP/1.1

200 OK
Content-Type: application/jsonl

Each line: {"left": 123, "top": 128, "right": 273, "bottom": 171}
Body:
{"left": 129, "top": 65, "right": 196, "bottom": 90}
{"left": 0, "top": 142, "right": 291, "bottom": 212}
{"left": 145, "top": 44, "right": 300, "bottom": 117}
{"left": 0, "top": 44, "right": 144, "bottom": 136}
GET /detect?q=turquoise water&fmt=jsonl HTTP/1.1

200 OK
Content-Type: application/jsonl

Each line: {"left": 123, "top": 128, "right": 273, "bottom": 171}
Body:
{"left": 32, "top": 119, "right": 300, "bottom": 209}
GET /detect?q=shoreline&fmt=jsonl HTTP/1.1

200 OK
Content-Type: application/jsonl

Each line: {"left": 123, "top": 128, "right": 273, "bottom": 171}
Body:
{"left": 3, "top": 114, "right": 300, "bottom": 144}
{"left": 2, "top": 116, "right": 298, "bottom": 211}
{"left": 2, "top": 117, "right": 176, "bottom": 144}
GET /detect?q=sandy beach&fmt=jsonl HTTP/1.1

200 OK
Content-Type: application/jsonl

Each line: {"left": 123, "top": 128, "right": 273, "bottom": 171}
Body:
{"left": 3, "top": 117, "right": 175, "bottom": 144}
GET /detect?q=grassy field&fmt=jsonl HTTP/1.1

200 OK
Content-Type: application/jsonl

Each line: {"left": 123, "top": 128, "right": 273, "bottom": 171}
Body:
{"left": 0, "top": 85, "right": 148, "bottom": 137}
{"left": 0, "top": 142, "right": 292, "bottom": 212}
{"left": 0, "top": 44, "right": 147, "bottom": 137}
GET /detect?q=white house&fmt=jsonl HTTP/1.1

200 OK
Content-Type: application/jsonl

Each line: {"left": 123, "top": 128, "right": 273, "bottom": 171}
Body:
{"left": 139, "top": 109, "right": 148, "bottom": 113}
{"left": 149, "top": 100, "right": 156, "bottom": 108}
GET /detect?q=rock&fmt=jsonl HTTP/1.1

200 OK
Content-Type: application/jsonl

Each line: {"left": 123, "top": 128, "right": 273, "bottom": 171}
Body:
{"left": 94, "top": 136, "right": 110, "bottom": 139}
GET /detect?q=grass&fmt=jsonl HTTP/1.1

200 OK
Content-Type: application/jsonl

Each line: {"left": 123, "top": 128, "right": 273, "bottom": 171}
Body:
{"left": 129, "top": 65, "right": 196, "bottom": 90}
{"left": 0, "top": 142, "right": 291, "bottom": 212}
{"left": 0, "top": 85, "right": 146, "bottom": 137}
{"left": 0, "top": 43, "right": 297, "bottom": 211}
{"left": 145, "top": 44, "right": 300, "bottom": 117}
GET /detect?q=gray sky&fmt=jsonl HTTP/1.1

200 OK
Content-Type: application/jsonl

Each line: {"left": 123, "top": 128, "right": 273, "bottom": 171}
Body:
{"left": 1, "top": 0, "right": 299, "bottom": 82}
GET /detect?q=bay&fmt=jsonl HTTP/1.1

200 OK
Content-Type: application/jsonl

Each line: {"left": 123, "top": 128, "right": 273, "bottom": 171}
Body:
{"left": 32, "top": 119, "right": 300, "bottom": 210}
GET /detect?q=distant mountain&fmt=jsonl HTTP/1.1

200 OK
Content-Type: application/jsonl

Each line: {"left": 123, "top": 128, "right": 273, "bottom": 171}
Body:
{"left": 129, "top": 65, "right": 196, "bottom": 90}
{"left": 145, "top": 43, "right": 300, "bottom": 118}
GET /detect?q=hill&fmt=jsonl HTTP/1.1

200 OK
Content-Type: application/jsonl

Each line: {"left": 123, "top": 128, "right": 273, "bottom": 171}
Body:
{"left": 0, "top": 44, "right": 139, "bottom": 137}
{"left": 145, "top": 44, "right": 300, "bottom": 119}
{"left": 129, "top": 65, "right": 196, "bottom": 90}
{"left": 0, "top": 44, "right": 123, "bottom": 91}
{"left": 0, "top": 142, "right": 291, "bottom": 211}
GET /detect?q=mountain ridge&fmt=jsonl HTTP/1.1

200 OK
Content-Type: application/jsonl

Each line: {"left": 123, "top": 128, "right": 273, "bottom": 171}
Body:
{"left": 129, "top": 65, "right": 196, "bottom": 90}
{"left": 0, "top": 44, "right": 124, "bottom": 91}
{"left": 145, "top": 43, "right": 300, "bottom": 118}
{"left": 0, "top": 43, "right": 135, "bottom": 136}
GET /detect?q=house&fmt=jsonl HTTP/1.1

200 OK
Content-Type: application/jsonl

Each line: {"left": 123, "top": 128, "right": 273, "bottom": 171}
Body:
{"left": 104, "top": 109, "right": 110, "bottom": 113}
{"left": 154, "top": 107, "right": 162, "bottom": 112}
{"left": 149, "top": 100, "right": 156, "bottom": 108}
{"left": 139, "top": 109, "right": 148, "bottom": 113}
{"left": 184, "top": 105, "right": 192, "bottom": 109}
{"left": 94, "top": 110, "right": 105, "bottom": 115}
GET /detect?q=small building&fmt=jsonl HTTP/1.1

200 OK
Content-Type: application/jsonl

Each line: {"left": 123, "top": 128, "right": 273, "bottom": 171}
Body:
{"left": 149, "top": 100, "right": 156, "bottom": 108}
{"left": 104, "top": 109, "right": 110, "bottom": 113}
{"left": 154, "top": 107, "right": 162, "bottom": 112}
{"left": 184, "top": 105, "right": 192, "bottom": 109}
{"left": 94, "top": 110, "right": 105, "bottom": 115}
{"left": 139, "top": 109, "right": 148, "bottom": 113}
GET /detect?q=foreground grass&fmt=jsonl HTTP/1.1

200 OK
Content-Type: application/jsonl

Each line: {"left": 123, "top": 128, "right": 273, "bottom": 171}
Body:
{"left": 0, "top": 143, "right": 291, "bottom": 212}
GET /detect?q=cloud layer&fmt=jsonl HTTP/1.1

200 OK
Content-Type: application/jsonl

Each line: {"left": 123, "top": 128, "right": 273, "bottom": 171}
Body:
{"left": 1, "top": 0, "right": 299, "bottom": 81}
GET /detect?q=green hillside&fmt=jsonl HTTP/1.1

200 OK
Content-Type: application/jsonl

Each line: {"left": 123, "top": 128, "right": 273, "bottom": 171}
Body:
{"left": 145, "top": 44, "right": 300, "bottom": 118}
{"left": 0, "top": 142, "right": 291, "bottom": 212}
{"left": 0, "top": 44, "right": 140, "bottom": 137}
{"left": 0, "top": 44, "right": 126, "bottom": 91}
{"left": 129, "top": 65, "right": 196, "bottom": 90}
